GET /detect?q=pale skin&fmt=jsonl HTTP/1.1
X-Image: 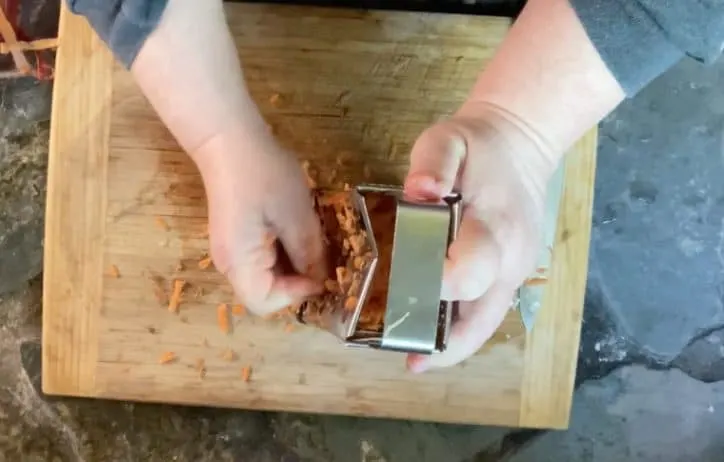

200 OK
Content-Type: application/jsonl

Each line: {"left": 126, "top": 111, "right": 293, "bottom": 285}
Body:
{"left": 131, "top": 0, "right": 625, "bottom": 372}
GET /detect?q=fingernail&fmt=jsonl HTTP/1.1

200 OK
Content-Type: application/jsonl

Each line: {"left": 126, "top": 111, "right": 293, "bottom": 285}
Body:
{"left": 406, "top": 355, "right": 428, "bottom": 374}
{"left": 406, "top": 175, "right": 443, "bottom": 200}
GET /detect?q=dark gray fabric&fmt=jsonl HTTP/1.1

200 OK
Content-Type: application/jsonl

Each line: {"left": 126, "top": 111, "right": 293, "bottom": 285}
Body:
{"left": 570, "top": 0, "right": 724, "bottom": 96}
{"left": 66, "top": 0, "right": 168, "bottom": 68}
{"left": 68, "top": 0, "right": 724, "bottom": 97}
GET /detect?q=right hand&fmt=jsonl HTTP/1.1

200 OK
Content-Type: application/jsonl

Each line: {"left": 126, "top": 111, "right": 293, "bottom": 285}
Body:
{"left": 403, "top": 102, "right": 557, "bottom": 372}
{"left": 193, "top": 127, "right": 327, "bottom": 316}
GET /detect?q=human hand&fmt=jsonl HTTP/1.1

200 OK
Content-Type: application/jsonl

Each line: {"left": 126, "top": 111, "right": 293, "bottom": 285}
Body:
{"left": 193, "top": 128, "right": 326, "bottom": 315}
{"left": 403, "top": 102, "right": 559, "bottom": 373}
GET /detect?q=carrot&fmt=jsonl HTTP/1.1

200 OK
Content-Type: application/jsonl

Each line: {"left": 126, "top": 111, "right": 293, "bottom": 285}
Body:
{"left": 231, "top": 304, "right": 246, "bottom": 316}
{"left": 220, "top": 348, "right": 236, "bottom": 362}
{"left": 198, "top": 256, "right": 213, "bottom": 270}
{"left": 108, "top": 265, "right": 120, "bottom": 278}
{"left": 241, "top": 366, "right": 252, "bottom": 382}
{"left": 284, "top": 323, "right": 295, "bottom": 333}
{"left": 168, "top": 279, "right": 186, "bottom": 313}
{"left": 155, "top": 216, "right": 170, "bottom": 231}
{"left": 269, "top": 93, "right": 282, "bottom": 107}
{"left": 524, "top": 277, "right": 548, "bottom": 287}
{"left": 159, "top": 352, "right": 177, "bottom": 364}
{"left": 217, "top": 303, "right": 231, "bottom": 334}
{"left": 344, "top": 296, "right": 358, "bottom": 310}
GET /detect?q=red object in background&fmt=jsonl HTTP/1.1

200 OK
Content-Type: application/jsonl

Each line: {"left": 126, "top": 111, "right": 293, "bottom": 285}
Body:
{"left": 1, "top": 0, "right": 54, "bottom": 80}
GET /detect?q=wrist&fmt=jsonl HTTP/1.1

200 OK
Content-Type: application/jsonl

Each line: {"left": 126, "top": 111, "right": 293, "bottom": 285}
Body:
{"left": 190, "top": 120, "right": 275, "bottom": 183}
{"left": 465, "top": 0, "right": 623, "bottom": 155}
{"left": 455, "top": 100, "right": 559, "bottom": 196}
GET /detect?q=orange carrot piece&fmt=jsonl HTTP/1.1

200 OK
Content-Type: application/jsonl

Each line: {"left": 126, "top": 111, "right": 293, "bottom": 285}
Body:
{"left": 155, "top": 216, "right": 170, "bottom": 231}
{"left": 198, "top": 256, "right": 213, "bottom": 270}
{"left": 168, "top": 280, "right": 186, "bottom": 313}
{"left": 524, "top": 277, "right": 548, "bottom": 287}
{"left": 231, "top": 304, "right": 246, "bottom": 316}
{"left": 108, "top": 265, "right": 120, "bottom": 278}
{"left": 159, "top": 352, "right": 177, "bottom": 364}
{"left": 217, "top": 303, "right": 230, "bottom": 334}
{"left": 241, "top": 366, "right": 252, "bottom": 382}
{"left": 284, "top": 323, "right": 295, "bottom": 333}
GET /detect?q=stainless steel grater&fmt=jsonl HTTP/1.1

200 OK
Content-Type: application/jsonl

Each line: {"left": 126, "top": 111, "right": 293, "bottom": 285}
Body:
{"left": 297, "top": 183, "right": 462, "bottom": 355}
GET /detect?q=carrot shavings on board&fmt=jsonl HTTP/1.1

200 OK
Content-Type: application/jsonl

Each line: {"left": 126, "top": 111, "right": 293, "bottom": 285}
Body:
{"left": 155, "top": 216, "right": 170, "bottom": 231}
{"left": 159, "top": 352, "right": 177, "bottom": 364}
{"left": 107, "top": 265, "right": 120, "bottom": 278}
{"left": 198, "top": 255, "right": 213, "bottom": 270}
{"left": 241, "top": 366, "right": 252, "bottom": 382}
{"left": 231, "top": 304, "right": 246, "bottom": 316}
{"left": 168, "top": 279, "right": 186, "bottom": 313}
{"left": 217, "top": 303, "right": 231, "bottom": 334}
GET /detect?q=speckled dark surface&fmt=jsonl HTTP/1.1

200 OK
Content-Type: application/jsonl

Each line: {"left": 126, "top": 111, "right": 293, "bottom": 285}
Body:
{"left": 3, "top": 0, "right": 724, "bottom": 460}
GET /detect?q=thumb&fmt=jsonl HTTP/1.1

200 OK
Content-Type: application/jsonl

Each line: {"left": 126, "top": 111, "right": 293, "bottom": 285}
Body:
{"left": 406, "top": 284, "right": 515, "bottom": 373}
{"left": 224, "top": 237, "right": 322, "bottom": 317}
{"left": 404, "top": 123, "right": 467, "bottom": 200}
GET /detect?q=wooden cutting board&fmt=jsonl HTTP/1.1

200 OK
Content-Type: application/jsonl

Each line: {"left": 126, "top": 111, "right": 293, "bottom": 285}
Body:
{"left": 42, "top": 3, "right": 596, "bottom": 429}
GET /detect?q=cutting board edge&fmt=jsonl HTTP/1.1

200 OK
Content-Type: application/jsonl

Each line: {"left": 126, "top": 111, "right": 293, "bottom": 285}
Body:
{"left": 518, "top": 129, "right": 598, "bottom": 429}
{"left": 42, "top": 5, "right": 113, "bottom": 397}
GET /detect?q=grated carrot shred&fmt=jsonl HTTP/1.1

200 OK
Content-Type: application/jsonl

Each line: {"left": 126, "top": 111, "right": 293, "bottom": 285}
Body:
{"left": 168, "top": 279, "right": 186, "bottom": 313}
{"left": 524, "top": 277, "right": 548, "bottom": 287}
{"left": 159, "top": 352, "right": 177, "bottom": 364}
{"left": 241, "top": 366, "right": 252, "bottom": 382}
{"left": 217, "top": 303, "right": 231, "bottom": 334}
{"left": 231, "top": 304, "right": 246, "bottom": 316}
{"left": 198, "top": 256, "right": 213, "bottom": 270}
{"left": 108, "top": 265, "right": 120, "bottom": 278}
{"left": 155, "top": 216, "right": 170, "bottom": 231}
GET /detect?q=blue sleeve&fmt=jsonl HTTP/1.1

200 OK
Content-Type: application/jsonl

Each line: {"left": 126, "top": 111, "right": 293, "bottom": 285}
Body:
{"left": 66, "top": 0, "right": 168, "bottom": 68}
{"left": 569, "top": 0, "right": 724, "bottom": 96}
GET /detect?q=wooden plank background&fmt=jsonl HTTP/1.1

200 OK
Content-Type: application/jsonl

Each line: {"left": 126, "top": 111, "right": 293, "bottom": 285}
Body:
{"left": 43, "top": 3, "right": 594, "bottom": 428}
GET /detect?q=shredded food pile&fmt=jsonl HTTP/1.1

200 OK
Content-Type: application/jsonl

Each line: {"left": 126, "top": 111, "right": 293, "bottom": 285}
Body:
{"left": 297, "top": 189, "right": 397, "bottom": 333}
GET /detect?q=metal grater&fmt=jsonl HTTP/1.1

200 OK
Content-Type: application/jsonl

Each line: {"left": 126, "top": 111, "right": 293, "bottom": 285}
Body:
{"left": 297, "top": 183, "right": 462, "bottom": 355}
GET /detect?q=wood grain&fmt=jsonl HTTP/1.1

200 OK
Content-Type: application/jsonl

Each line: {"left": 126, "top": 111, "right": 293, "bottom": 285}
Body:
{"left": 42, "top": 5, "right": 113, "bottom": 396}
{"left": 43, "top": 3, "right": 595, "bottom": 428}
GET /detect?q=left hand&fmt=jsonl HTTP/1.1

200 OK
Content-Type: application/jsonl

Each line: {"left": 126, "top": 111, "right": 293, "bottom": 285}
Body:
{"left": 403, "top": 102, "right": 558, "bottom": 373}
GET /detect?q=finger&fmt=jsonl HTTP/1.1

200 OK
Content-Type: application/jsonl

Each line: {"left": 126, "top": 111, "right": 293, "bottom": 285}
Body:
{"left": 404, "top": 123, "right": 467, "bottom": 200}
{"left": 406, "top": 284, "right": 514, "bottom": 373}
{"left": 441, "top": 210, "right": 501, "bottom": 301}
{"left": 266, "top": 188, "right": 327, "bottom": 282}
{"left": 227, "top": 255, "right": 322, "bottom": 316}
{"left": 219, "top": 215, "right": 322, "bottom": 316}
